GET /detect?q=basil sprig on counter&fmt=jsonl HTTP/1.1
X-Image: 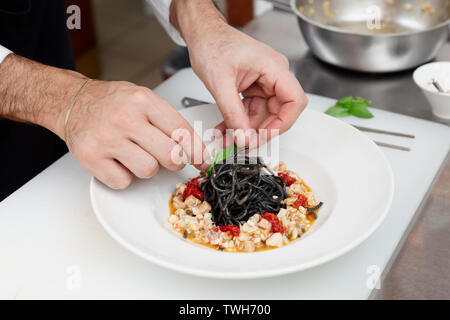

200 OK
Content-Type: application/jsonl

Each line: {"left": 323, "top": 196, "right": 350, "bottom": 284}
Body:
{"left": 325, "top": 96, "right": 374, "bottom": 119}
{"left": 206, "top": 143, "right": 237, "bottom": 175}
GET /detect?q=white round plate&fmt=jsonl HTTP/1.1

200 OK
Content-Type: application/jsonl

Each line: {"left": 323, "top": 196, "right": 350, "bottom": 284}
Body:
{"left": 90, "top": 105, "right": 394, "bottom": 279}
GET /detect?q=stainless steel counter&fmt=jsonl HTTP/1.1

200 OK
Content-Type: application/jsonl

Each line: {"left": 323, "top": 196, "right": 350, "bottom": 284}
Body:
{"left": 242, "top": 9, "right": 450, "bottom": 299}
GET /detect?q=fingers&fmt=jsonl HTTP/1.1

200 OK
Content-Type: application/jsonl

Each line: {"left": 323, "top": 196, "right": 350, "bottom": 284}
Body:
{"left": 214, "top": 121, "right": 247, "bottom": 149}
{"left": 242, "top": 83, "right": 270, "bottom": 99}
{"left": 93, "top": 158, "right": 134, "bottom": 190}
{"left": 131, "top": 123, "right": 187, "bottom": 172}
{"left": 214, "top": 122, "right": 227, "bottom": 135}
{"left": 92, "top": 124, "right": 186, "bottom": 187}
{"left": 112, "top": 140, "right": 161, "bottom": 179}
{"left": 145, "top": 94, "right": 209, "bottom": 170}
{"left": 208, "top": 67, "right": 307, "bottom": 150}
{"left": 214, "top": 96, "right": 271, "bottom": 133}
{"left": 73, "top": 139, "right": 134, "bottom": 189}
{"left": 70, "top": 83, "right": 209, "bottom": 191}
{"left": 214, "top": 96, "right": 274, "bottom": 149}
{"left": 258, "top": 70, "right": 307, "bottom": 134}
{"left": 242, "top": 65, "right": 308, "bottom": 135}
{"left": 209, "top": 76, "right": 251, "bottom": 133}
{"left": 244, "top": 97, "right": 271, "bottom": 129}
{"left": 210, "top": 76, "right": 257, "bottom": 148}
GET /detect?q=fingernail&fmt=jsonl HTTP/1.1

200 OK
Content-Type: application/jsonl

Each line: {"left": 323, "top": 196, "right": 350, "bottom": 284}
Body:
{"left": 234, "top": 129, "right": 246, "bottom": 148}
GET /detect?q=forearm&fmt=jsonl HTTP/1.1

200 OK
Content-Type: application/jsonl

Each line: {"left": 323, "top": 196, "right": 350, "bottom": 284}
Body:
{"left": 170, "top": 0, "right": 227, "bottom": 47}
{"left": 0, "top": 54, "right": 87, "bottom": 139}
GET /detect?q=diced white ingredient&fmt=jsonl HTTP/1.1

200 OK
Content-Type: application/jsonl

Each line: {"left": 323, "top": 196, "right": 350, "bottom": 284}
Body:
{"left": 168, "top": 215, "right": 179, "bottom": 224}
{"left": 240, "top": 240, "right": 255, "bottom": 252}
{"left": 266, "top": 233, "right": 283, "bottom": 247}
{"left": 175, "top": 208, "right": 185, "bottom": 216}
{"left": 184, "top": 195, "right": 201, "bottom": 207}
{"left": 280, "top": 216, "right": 289, "bottom": 228}
{"left": 289, "top": 227, "right": 298, "bottom": 240}
{"left": 290, "top": 183, "right": 306, "bottom": 195}
{"left": 173, "top": 196, "right": 186, "bottom": 209}
{"left": 191, "top": 223, "right": 200, "bottom": 231}
{"left": 247, "top": 214, "right": 260, "bottom": 226}
{"left": 197, "top": 201, "right": 211, "bottom": 215}
{"left": 257, "top": 218, "right": 272, "bottom": 231}
{"left": 175, "top": 183, "right": 186, "bottom": 195}
{"left": 278, "top": 208, "right": 287, "bottom": 218}
{"left": 274, "top": 162, "right": 286, "bottom": 172}
{"left": 238, "top": 232, "right": 250, "bottom": 241}
{"left": 208, "top": 230, "right": 220, "bottom": 244}
{"left": 204, "top": 212, "right": 212, "bottom": 220}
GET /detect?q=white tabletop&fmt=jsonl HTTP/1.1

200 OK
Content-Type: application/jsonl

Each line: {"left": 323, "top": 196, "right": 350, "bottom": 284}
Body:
{"left": 1, "top": 68, "right": 449, "bottom": 299}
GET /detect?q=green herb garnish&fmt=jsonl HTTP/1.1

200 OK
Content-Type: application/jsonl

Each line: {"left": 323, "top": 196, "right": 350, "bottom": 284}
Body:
{"left": 325, "top": 96, "right": 374, "bottom": 119}
{"left": 206, "top": 143, "right": 237, "bottom": 175}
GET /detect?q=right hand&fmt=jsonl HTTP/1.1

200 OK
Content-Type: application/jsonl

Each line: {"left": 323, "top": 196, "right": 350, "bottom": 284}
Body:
{"left": 63, "top": 80, "right": 208, "bottom": 189}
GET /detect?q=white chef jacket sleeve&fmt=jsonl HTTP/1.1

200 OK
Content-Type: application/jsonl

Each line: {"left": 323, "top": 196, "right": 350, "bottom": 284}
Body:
{"left": 0, "top": 44, "right": 12, "bottom": 65}
{"left": 146, "top": 0, "right": 186, "bottom": 46}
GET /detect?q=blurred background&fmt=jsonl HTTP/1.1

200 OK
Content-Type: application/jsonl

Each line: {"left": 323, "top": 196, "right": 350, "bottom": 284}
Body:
{"left": 66, "top": 0, "right": 273, "bottom": 88}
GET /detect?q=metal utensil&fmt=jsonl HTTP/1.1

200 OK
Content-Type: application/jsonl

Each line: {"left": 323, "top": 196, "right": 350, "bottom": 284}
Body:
{"left": 291, "top": 0, "right": 450, "bottom": 72}
{"left": 352, "top": 125, "right": 415, "bottom": 139}
{"left": 374, "top": 141, "right": 411, "bottom": 152}
{"left": 181, "top": 97, "right": 210, "bottom": 108}
{"left": 431, "top": 78, "right": 445, "bottom": 93}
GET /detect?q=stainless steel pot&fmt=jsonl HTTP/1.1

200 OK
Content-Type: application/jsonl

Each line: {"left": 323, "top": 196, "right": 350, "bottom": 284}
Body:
{"left": 291, "top": 0, "right": 450, "bottom": 72}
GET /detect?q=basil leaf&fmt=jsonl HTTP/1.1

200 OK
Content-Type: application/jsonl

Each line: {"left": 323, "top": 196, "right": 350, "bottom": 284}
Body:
{"left": 206, "top": 143, "right": 237, "bottom": 175}
{"left": 325, "top": 96, "right": 374, "bottom": 119}
{"left": 335, "top": 96, "right": 354, "bottom": 108}
{"left": 336, "top": 96, "right": 370, "bottom": 109}
{"left": 325, "top": 106, "right": 351, "bottom": 117}
{"left": 352, "top": 96, "right": 371, "bottom": 106}
{"left": 349, "top": 103, "right": 374, "bottom": 118}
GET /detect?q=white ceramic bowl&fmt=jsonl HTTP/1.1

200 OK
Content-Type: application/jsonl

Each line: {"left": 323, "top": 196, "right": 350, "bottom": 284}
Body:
{"left": 90, "top": 105, "right": 394, "bottom": 279}
{"left": 413, "top": 61, "right": 450, "bottom": 120}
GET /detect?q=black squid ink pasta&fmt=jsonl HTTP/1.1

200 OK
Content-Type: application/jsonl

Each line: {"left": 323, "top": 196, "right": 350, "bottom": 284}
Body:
{"left": 201, "top": 148, "right": 288, "bottom": 226}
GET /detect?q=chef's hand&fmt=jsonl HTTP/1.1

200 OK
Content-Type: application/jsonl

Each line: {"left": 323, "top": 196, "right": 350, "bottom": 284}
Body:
{"left": 0, "top": 55, "right": 208, "bottom": 190}
{"left": 64, "top": 80, "right": 208, "bottom": 189}
{"left": 171, "top": 0, "right": 308, "bottom": 146}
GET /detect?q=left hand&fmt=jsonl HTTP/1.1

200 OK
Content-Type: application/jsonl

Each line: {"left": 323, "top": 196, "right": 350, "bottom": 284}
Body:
{"left": 187, "top": 22, "right": 308, "bottom": 147}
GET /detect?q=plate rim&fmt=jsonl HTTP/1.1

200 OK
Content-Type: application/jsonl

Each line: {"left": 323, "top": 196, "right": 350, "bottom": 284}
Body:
{"left": 90, "top": 108, "right": 395, "bottom": 279}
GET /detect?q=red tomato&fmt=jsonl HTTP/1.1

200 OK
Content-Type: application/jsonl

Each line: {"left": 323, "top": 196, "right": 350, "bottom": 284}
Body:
{"left": 271, "top": 222, "right": 285, "bottom": 234}
{"left": 278, "top": 172, "right": 296, "bottom": 186}
{"left": 262, "top": 212, "right": 286, "bottom": 234}
{"left": 219, "top": 224, "right": 240, "bottom": 237}
{"left": 183, "top": 177, "right": 204, "bottom": 201}
{"left": 294, "top": 194, "right": 308, "bottom": 208}
{"left": 262, "top": 212, "right": 278, "bottom": 224}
